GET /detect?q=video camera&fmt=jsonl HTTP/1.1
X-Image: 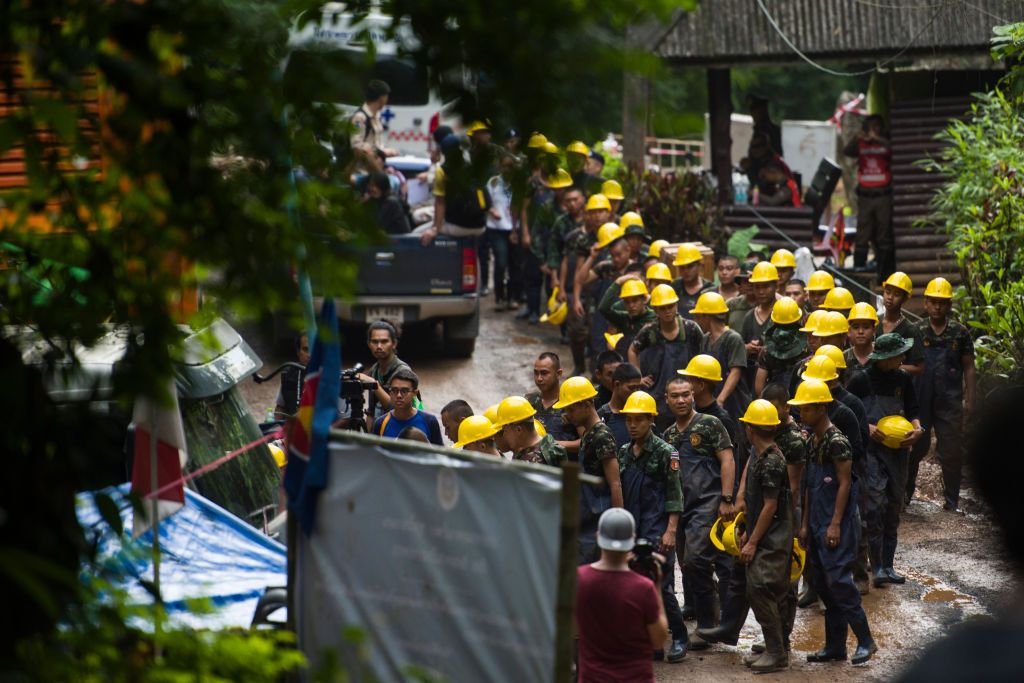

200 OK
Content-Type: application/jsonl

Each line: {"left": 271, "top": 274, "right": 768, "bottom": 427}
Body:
{"left": 629, "top": 538, "right": 667, "bottom": 583}
{"left": 340, "top": 362, "right": 378, "bottom": 431}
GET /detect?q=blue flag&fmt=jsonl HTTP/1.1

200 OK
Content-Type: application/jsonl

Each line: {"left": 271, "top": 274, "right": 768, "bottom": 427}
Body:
{"left": 284, "top": 298, "right": 341, "bottom": 534}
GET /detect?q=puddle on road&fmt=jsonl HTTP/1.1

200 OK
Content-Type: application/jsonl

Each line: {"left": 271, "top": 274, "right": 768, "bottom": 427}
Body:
{"left": 511, "top": 335, "right": 540, "bottom": 345}
{"left": 903, "top": 568, "right": 975, "bottom": 607}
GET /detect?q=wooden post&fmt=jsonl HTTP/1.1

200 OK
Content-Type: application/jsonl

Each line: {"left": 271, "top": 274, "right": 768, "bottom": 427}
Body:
{"left": 553, "top": 462, "right": 581, "bottom": 683}
{"left": 287, "top": 511, "right": 297, "bottom": 633}
{"left": 707, "top": 68, "right": 733, "bottom": 205}
{"left": 622, "top": 72, "right": 650, "bottom": 168}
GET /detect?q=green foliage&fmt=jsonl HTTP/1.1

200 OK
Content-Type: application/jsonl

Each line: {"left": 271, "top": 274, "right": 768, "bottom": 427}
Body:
{"left": 730, "top": 65, "right": 871, "bottom": 125}
{"left": 616, "top": 168, "right": 723, "bottom": 249}
{"left": 727, "top": 225, "right": 760, "bottom": 260}
{"left": 992, "top": 22, "right": 1024, "bottom": 98}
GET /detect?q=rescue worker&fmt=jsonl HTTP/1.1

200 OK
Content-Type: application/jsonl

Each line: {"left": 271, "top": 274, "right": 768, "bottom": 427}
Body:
{"left": 453, "top": 415, "right": 502, "bottom": 457}
{"left": 566, "top": 140, "right": 600, "bottom": 194}
{"left": 592, "top": 350, "right": 622, "bottom": 411}
{"left": 649, "top": 239, "right": 670, "bottom": 266}
{"left": 878, "top": 272, "right": 924, "bottom": 376}
{"left": 493, "top": 395, "right": 568, "bottom": 466}
{"left": 671, "top": 243, "right": 715, "bottom": 320}
{"left": 784, "top": 279, "right": 807, "bottom": 310}
{"left": 545, "top": 180, "right": 584, "bottom": 299}
{"left": 519, "top": 167, "right": 573, "bottom": 322}
{"left": 716, "top": 255, "right": 742, "bottom": 302}
{"left": 662, "top": 372, "right": 735, "bottom": 648}
{"left": 792, "top": 379, "right": 878, "bottom": 665}
{"left": 620, "top": 211, "right": 648, "bottom": 262}
{"left": 740, "top": 262, "right": 781, "bottom": 388}
{"left": 786, "top": 310, "right": 849, "bottom": 398}
{"left": 598, "top": 362, "right": 644, "bottom": 448}
{"left": 577, "top": 225, "right": 633, "bottom": 368}
{"left": 690, "top": 291, "right": 750, "bottom": 422}
{"left": 598, "top": 274, "right": 656, "bottom": 358}
{"left": 645, "top": 262, "right": 673, "bottom": 292}
{"left": 799, "top": 309, "right": 828, "bottom": 358}
{"left": 440, "top": 399, "right": 474, "bottom": 444}
{"left": 769, "top": 249, "right": 797, "bottom": 294}
{"left": 484, "top": 403, "right": 511, "bottom": 457}
{"left": 562, "top": 193, "right": 611, "bottom": 375}
{"left": 525, "top": 352, "right": 579, "bottom": 451}
{"left": 844, "top": 114, "right": 894, "bottom": 279}
{"left": 737, "top": 399, "right": 792, "bottom": 673}
{"left": 907, "top": 277, "right": 976, "bottom": 512}
{"left": 555, "top": 376, "right": 624, "bottom": 563}
{"left": 628, "top": 284, "right": 703, "bottom": 432}
{"left": 601, "top": 178, "right": 625, "bottom": 216}
{"left": 727, "top": 264, "right": 753, "bottom": 330}
{"left": 820, "top": 286, "right": 855, "bottom": 318}
{"left": 805, "top": 270, "right": 836, "bottom": 311}
{"left": 850, "top": 333, "right": 923, "bottom": 586}
{"left": 753, "top": 297, "right": 808, "bottom": 398}
{"left": 618, "top": 390, "right": 688, "bottom": 662}
{"left": 846, "top": 301, "right": 879, "bottom": 375}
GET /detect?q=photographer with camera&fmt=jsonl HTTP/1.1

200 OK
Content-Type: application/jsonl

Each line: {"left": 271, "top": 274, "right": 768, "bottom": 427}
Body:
{"left": 370, "top": 369, "right": 443, "bottom": 446}
{"left": 577, "top": 508, "right": 668, "bottom": 683}
{"left": 356, "top": 320, "right": 411, "bottom": 421}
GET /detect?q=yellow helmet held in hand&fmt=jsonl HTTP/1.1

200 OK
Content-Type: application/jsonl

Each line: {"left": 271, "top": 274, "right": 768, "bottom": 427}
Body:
{"left": 799, "top": 309, "right": 828, "bottom": 333}
{"left": 673, "top": 242, "right": 702, "bottom": 267}
{"left": 883, "top": 271, "right": 914, "bottom": 295}
{"left": 771, "top": 296, "right": 803, "bottom": 325}
{"left": 553, "top": 376, "right": 599, "bottom": 409}
{"left": 710, "top": 511, "right": 746, "bottom": 557}
{"left": 739, "top": 399, "right": 781, "bottom": 426}
{"left": 649, "top": 239, "right": 670, "bottom": 259}
{"left": 801, "top": 355, "right": 839, "bottom": 382}
{"left": 678, "top": 354, "right": 723, "bottom": 382}
{"left": 543, "top": 141, "right": 560, "bottom": 155}
{"left": 601, "top": 179, "right": 625, "bottom": 201}
{"left": 924, "top": 276, "right": 954, "bottom": 299}
{"left": 619, "top": 211, "right": 644, "bottom": 230}
{"left": 269, "top": 443, "right": 287, "bottom": 468}
{"left": 748, "top": 261, "right": 780, "bottom": 283}
{"left": 646, "top": 262, "right": 672, "bottom": 284}
{"left": 815, "top": 344, "right": 848, "bottom": 369}
{"left": 621, "top": 391, "right": 658, "bottom": 415}
{"left": 566, "top": 140, "right": 590, "bottom": 156}
{"left": 822, "top": 287, "right": 855, "bottom": 311}
{"left": 649, "top": 284, "right": 679, "bottom": 308}
{"left": 620, "top": 279, "right": 649, "bottom": 299}
{"left": 540, "top": 301, "right": 567, "bottom": 325}
{"left": 547, "top": 286, "right": 560, "bottom": 312}
{"left": 605, "top": 332, "right": 624, "bottom": 350}
{"left": 585, "top": 193, "right": 611, "bottom": 212}
{"left": 453, "top": 415, "right": 499, "bottom": 448}
{"left": 770, "top": 248, "right": 797, "bottom": 269}
{"left": 527, "top": 132, "right": 548, "bottom": 149}
{"left": 493, "top": 396, "right": 537, "bottom": 428}
{"left": 848, "top": 301, "right": 880, "bottom": 323}
{"left": 877, "top": 415, "right": 914, "bottom": 449}
{"left": 546, "top": 168, "right": 572, "bottom": 189}
{"left": 790, "top": 538, "right": 806, "bottom": 582}
{"left": 813, "top": 311, "right": 850, "bottom": 338}
{"left": 788, "top": 379, "right": 834, "bottom": 405}
{"left": 596, "top": 222, "right": 625, "bottom": 249}
{"left": 806, "top": 270, "right": 836, "bottom": 292}
{"left": 689, "top": 291, "right": 729, "bottom": 315}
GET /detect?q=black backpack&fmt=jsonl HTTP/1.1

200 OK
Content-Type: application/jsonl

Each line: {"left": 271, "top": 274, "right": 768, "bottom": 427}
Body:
{"left": 442, "top": 160, "right": 492, "bottom": 229}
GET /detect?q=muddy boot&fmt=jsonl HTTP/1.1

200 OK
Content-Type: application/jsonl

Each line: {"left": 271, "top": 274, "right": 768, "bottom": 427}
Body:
{"left": 695, "top": 624, "right": 739, "bottom": 647}
{"left": 751, "top": 652, "right": 789, "bottom": 673}
{"left": 751, "top": 641, "right": 766, "bottom": 654}
{"left": 743, "top": 651, "right": 761, "bottom": 667}
{"left": 687, "top": 632, "right": 710, "bottom": 651}
{"left": 848, "top": 614, "right": 877, "bottom": 664}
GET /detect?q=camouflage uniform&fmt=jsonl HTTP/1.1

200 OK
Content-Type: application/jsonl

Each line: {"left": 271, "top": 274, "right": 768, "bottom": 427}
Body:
{"left": 564, "top": 227, "right": 597, "bottom": 352}
{"left": 664, "top": 413, "right": 734, "bottom": 630}
{"left": 525, "top": 392, "right": 576, "bottom": 442}
{"left": 577, "top": 421, "right": 619, "bottom": 564}
{"left": 702, "top": 328, "right": 750, "bottom": 423}
{"left": 545, "top": 212, "right": 579, "bottom": 272}
{"left": 671, "top": 277, "right": 716, "bottom": 320}
{"left": 843, "top": 346, "right": 872, "bottom": 374}
{"left": 598, "top": 281, "right": 657, "bottom": 357}
{"left": 631, "top": 315, "right": 704, "bottom": 432}
{"left": 513, "top": 434, "right": 567, "bottom": 467}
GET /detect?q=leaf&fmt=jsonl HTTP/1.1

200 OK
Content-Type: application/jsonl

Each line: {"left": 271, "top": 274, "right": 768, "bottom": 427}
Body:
{"left": 93, "top": 492, "right": 124, "bottom": 536}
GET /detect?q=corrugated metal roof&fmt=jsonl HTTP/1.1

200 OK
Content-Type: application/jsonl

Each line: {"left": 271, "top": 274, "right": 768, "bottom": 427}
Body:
{"left": 654, "top": 0, "right": 1022, "bottom": 66}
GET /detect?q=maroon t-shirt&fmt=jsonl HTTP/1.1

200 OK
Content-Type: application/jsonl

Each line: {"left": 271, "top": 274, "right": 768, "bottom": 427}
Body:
{"left": 576, "top": 565, "right": 659, "bottom": 683}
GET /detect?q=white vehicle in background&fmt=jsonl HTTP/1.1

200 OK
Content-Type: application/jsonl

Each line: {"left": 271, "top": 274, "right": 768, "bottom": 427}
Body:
{"left": 287, "top": 3, "right": 460, "bottom": 160}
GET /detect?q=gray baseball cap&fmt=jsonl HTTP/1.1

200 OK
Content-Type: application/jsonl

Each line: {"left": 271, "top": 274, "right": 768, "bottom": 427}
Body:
{"left": 597, "top": 508, "right": 636, "bottom": 551}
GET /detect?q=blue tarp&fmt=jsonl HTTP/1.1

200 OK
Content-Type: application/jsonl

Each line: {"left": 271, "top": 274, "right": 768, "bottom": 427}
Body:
{"left": 76, "top": 484, "right": 286, "bottom": 629}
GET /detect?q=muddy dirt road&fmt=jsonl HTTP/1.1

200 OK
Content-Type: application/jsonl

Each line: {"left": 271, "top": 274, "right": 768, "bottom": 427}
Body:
{"left": 238, "top": 299, "right": 1019, "bottom": 681}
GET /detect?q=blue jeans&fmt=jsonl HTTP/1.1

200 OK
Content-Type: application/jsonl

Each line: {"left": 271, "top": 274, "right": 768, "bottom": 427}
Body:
{"left": 482, "top": 229, "right": 511, "bottom": 303}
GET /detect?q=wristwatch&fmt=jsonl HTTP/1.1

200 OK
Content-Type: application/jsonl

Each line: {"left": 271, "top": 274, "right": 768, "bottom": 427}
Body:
{"left": 721, "top": 494, "right": 735, "bottom": 504}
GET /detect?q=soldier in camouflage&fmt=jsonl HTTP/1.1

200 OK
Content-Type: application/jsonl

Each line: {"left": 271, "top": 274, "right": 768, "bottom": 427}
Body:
{"left": 598, "top": 273, "right": 656, "bottom": 356}
{"left": 502, "top": 416, "right": 567, "bottom": 467}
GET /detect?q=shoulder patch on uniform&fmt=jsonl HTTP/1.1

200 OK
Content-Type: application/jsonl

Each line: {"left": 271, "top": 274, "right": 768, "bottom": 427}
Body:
{"left": 670, "top": 449, "right": 680, "bottom": 471}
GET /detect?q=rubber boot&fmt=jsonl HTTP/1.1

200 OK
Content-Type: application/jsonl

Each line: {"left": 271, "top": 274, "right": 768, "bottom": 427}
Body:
{"left": 848, "top": 614, "right": 878, "bottom": 664}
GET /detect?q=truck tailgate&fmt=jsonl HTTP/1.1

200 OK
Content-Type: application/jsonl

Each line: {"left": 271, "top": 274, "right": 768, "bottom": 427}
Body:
{"left": 356, "top": 235, "right": 469, "bottom": 296}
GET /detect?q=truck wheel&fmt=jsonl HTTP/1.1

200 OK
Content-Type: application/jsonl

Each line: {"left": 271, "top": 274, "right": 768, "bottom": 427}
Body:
{"left": 445, "top": 337, "right": 476, "bottom": 358}
{"left": 442, "top": 302, "right": 480, "bottom": 358}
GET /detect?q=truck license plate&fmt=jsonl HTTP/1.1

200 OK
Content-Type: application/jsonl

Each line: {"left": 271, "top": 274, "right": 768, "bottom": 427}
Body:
{"left": 365, "top": 306, "right": 404, "bottom": 324}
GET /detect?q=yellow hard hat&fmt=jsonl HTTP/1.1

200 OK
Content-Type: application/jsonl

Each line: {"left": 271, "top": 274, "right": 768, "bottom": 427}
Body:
{"left": 678, "top": 354, "right": 723, "bottom": 382}
{"left": 813, "top": 310, "right": 850, "bottom": 338}
{"left": 493, "top": 396, "right": 537, "bottom": 428}
{"left": 806, "top": 270, "right": 836, "bottom": 292}
{"left": 788, "top": 378, "right": 834, "bottom": 405}
{"left": 596, "top": 222, "right": 625, "bottom": 249}
{"left": 673, "top": 242, "right": 702, "bottom": 267}
{"left": 814, "top": 344, "right": 848, "bottom": 369}
{"left": 770, "top": 248, "right": 797, "bottom": 269}
{"left": 924, "top": 276, "right": 954, "bottom": 299}
{"left": 883, "top": 271, "right": 913, "bottom": 295}
{"left": 605, "top": 332, "right": 624, "bottom": 350}
{"left": 543, "top": 141, "right": 560, "bottom": 155}
{"left": 848, "top": 301, "right": 879, "bottom": 323}
{"left": 799, "top": 309, "right": 828, "bottom": 333}
{"left": 527, "top": 132, "right": 548, "bottom": 149}
{"left": 739, "top": 399, "right": 781, "bottom": 426}
{"left": 547, "top": 286, "right": 560, "bottom": 312}
{"left": 801, "top": 354, "right": 839, "bottom": 382}
{"left": 790, "top": 538, "right": 806, "bottom": 582}
{"left": 566, "top": 140, "right": 590, "bottom": 156}
{"left": 649, "top": 283, "right": 679, "bottom": 308}
{"left": 535, "top": 420, "right": 547, "bottom": 437}
{"left": 466, "top": 120, "right": 490, "bottom": 135}
{"left": 710, "top": 512, "right": 747, "bottom": 557}
{"left": 822, "top": 287, "right": 855, "bottom": 311}
{"left": 453, "top": 415, "right": 499, "bottom": 448}
{"left": 689, "top": 291, "right": 729, "bottom": 315}
{"left": 649, "top": 239, "right": 670, "bottom": 259}
{"left": 540, "top": 301, "right": 567, "bottom": 325}
{"left": 585, "top": 193, "right": 611, "bottom": 212}
{"left": 771, "top": 296, "right": 803, "bottom": 325}
{"left": 546, "top": 168, "right": 572, "bottom": 189}
{"left": 620, "top": 390, "right": 658, "bottom": 415}
{"left": 619, "top": 211, "right": 643, "bottom": 230}
{"left": 483, "top": 403, "right": 499, "bottom": 423}
{"left": 646, "top": 262, "right": 672, "bottom": 284}
{"left": 748, "top": 261, "right": 780, "bottom": 283}
{"left": 877, "top": 414, "right": 914, "bottom": 449}
{"left": 620, "top": 279, "right": 649, "bottom": 299}
{"left": 601, "top": 179, "right": 625, "bottom": 201}
{"left": 553, "top": 376, "right": 599, "bottom": 409}
{"left": 269, "top": 443, "right": 286, "bottom": 468}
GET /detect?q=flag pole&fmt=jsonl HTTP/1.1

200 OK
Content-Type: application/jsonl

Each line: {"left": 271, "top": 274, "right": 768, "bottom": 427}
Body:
{"left": 150, "top": 400, "right": 162, "bottom": 658}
